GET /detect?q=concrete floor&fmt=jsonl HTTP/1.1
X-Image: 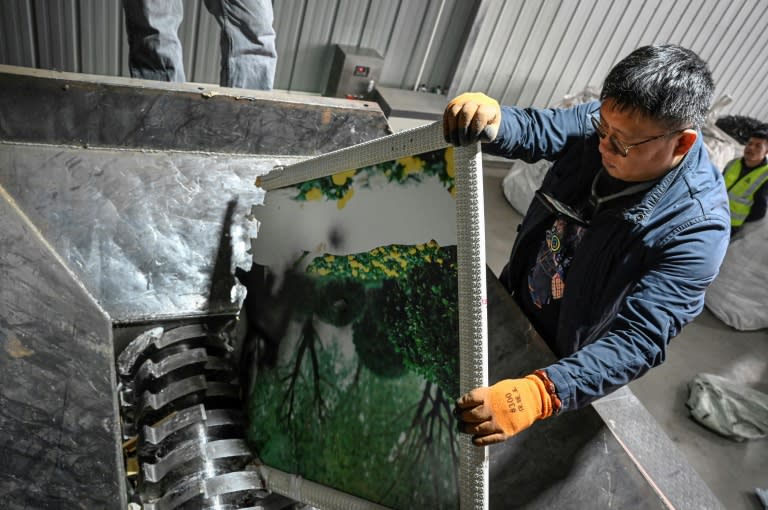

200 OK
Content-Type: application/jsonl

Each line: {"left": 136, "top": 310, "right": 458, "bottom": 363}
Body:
{"left": 481, "top": 163, "right": 768, "bottom": 510}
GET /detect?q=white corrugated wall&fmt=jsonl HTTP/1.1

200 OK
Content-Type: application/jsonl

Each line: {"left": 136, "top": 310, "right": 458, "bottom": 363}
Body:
{"left": 451, "top": 0, "right": 768, "bottom": 120}
{"left": 0, "top": 0, "right": 766, "bottom": 121}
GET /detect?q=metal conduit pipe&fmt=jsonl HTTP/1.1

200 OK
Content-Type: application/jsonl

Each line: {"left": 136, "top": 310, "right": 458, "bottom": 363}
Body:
{"left": 413, "top": 0, "right": 447, "bottom": 91}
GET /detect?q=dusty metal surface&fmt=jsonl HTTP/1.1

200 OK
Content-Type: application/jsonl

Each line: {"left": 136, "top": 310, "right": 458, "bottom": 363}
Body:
{"left": 0, "top": 65, "right": 391, "bottom": 155}
{"left": 0, "top": 142, "right": 288, "bottom": 322}
{"left": 0, "top": 67, "right": 391, "bottom": 509}
{"left": 0, "top": 185, "right": 124, "bottom": 509}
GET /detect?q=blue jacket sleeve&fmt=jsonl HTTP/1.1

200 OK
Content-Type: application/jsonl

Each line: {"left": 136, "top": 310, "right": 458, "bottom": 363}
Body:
{"left": 484, "top": 101, "right": 598, "bottom": 162}
{"left": 543, "top": 217, "right": 730, "bottom": 412}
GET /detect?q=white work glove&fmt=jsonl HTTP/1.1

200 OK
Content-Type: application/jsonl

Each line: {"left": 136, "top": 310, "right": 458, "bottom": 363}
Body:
{"left": 443, "top": 92, "right": 501, "bottom": 146}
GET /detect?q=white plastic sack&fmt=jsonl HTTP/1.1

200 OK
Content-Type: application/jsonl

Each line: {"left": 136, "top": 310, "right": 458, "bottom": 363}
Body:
{"left": 501, "top": 159, "right": 551, "bottom": 216}
{"left": 687, "top": 373, "right": 768, "bottom": 441}
{"left": 705, "top": 219, "right": 768, "bottom": 330}
{"left": 701, "top": 123, "right": 742, "bottom": 170}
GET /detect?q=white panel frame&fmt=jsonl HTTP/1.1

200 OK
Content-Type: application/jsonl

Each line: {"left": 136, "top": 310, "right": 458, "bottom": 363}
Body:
{"left": 258, "top": 122, "right": 489, "bottom": 510}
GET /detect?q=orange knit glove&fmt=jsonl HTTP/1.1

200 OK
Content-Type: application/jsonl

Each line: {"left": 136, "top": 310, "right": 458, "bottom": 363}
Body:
{"left": 455, "top": 375, "right": 554, "bottom": 446}
{"left": 443, "top": 92, "right": 501, "bottom": 146}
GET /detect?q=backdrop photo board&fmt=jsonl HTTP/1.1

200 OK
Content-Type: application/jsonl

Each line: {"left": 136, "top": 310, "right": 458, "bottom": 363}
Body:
{"left": 247, "top": 123, "right": 488, "bottom": 509}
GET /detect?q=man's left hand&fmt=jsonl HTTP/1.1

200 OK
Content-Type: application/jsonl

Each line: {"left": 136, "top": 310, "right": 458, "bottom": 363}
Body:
{"left": 443, "top": 92, "right": 501, "bottom": 146}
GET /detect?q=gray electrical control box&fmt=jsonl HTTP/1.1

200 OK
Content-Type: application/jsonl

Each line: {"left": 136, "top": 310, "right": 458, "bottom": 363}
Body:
{"left": 324, "top": 44, "right": 384, "bottom": 100}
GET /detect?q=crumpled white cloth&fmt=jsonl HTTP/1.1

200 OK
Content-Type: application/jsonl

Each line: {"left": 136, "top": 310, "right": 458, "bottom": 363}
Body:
{"left": 686, "top": 373, "right": 768, "bottom": 441}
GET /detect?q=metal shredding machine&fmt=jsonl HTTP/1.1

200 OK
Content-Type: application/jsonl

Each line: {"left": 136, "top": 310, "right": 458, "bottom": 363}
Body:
{"left": 0, "top": 66, "right": 723, "bottom": 509}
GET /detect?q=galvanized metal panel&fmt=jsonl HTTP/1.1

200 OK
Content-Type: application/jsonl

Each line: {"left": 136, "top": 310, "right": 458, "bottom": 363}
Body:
{"left": 499, "top": 0, "right": 561, "bottom": 105}
{"left": 516, "top": 0, "right": 580, "bottom": 107}
{"left": 529, "top": 0, "right": 598, "bottom": 108}
{"left": 273, "top": 0, "right": 306, "bottom": 88}
{"left": 1, "top": 0, "right": 36, "bottom": 67}
{"left": 79, "top": 0, "right": 123, "bottom": 76}
{"left": 610, "top": 0, "right": 663, "bottom": 66}
{"left": 650, "top": 1, "right": 692, "bottom": 45}
{"left": 483, "top": 0, "right": 541, "bottom": 100}
{"left": 448, "top": 0, "right": 503, "bottom": 96}
{"left": 358, "top": 0, "right": 400, "bottom": 56}
{"left": 379, "top": 0, "right": 430, "bottom": 88}
{"left": 478, "top": 0, "right": 536, "bottom": 99}
{"left": 425, "top": 0, "right": 477, "bottom": 92}
{"left": 698, "top": 1, "right": 743, "bottom": 64}
{"left": 190, "top": 3, "right": 222, "bottom": 84}
{"left": 285, "top": 0, "right": 338, "bottom": 92}
{"left": 705, "top": 0, "right": 757, "bottom": 72}
{"left": 565, "top": 0, "right": 629, "bottom": 100}
{"left": 332, "top": 0, "right": 369, "bottom": 47}
{"left": 34, "top": 0, "right": 80, "bottom": 72}
{"left": 120, "top": 11, "right": 130, "bottom": 77}
{"left": 739, "top": 38, "right": 768, "bottom": 120}
{"left": 178, "top": 0, "right": 203, "bottom": 81}
{"left": 713, "top": 2, "right": 765, "bottom": 93}
{"left": 676, "top": 0, "right": 719, "bottom": 50}
{"left": 399, "top": 0, "right": 446, "bottom": 90}
{"left": 633, "top": 1, "right": 677, "bottom": 48}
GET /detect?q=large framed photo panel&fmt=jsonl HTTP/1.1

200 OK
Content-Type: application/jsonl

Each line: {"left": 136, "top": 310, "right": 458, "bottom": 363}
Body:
{"left": 246, "top": 123, "right": 488, "bottom": 509}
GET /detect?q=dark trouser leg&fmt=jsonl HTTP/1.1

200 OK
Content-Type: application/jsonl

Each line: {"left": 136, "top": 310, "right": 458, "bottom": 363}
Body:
{"left": 123, "top": 0, "right": 186, "bottom": 82}
{"left": 204, "top": 0, "right": 277, "bottom": 90}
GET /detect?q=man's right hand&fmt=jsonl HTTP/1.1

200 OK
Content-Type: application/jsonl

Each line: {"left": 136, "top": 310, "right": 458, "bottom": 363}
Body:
{"left": 454, "top": 375, "right": 553, "bottom": 446}
{"left": 443, "top": 92, "right": 501, "bottom": 146}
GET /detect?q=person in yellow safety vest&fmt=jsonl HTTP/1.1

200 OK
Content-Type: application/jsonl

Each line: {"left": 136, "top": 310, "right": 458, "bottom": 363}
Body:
{"left": 723, "top": 129, "right": 768, "bottom": 236}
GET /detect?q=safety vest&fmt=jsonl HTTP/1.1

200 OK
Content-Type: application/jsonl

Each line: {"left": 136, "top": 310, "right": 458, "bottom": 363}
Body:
{"left": 723, "top": 158, "right": 768, "bottom": 227}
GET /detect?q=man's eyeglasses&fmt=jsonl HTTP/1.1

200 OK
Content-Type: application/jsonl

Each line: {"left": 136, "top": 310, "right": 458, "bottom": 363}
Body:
{"left": 590, "top": 112, "right": 685, "bottom": 157}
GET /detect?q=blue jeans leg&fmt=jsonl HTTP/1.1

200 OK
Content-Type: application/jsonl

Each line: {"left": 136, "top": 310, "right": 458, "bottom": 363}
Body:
{"left": 123, "top": 0, "right": 186, "bottom": 82}
{"left": 203, "top": 0, "right": 277, "bottom": 90}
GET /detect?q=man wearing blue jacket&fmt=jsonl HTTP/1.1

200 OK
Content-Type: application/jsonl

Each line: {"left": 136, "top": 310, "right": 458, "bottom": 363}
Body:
{"left": 446, "top": 45, "right": 730, "bottom": 446}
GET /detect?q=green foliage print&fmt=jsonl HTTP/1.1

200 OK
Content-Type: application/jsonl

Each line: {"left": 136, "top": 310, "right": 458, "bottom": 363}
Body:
{"left": 306, "top": 241, "right": 459, "bottom": 399}
{"left": 305, "top": 240, "right": 451, "bottom": 284}
{"left": 382, "top": 247, "right": 459, "bottom": 400}
{"left": 247, "top": 342, "right": 458, "bottom": 509}
{"left": 247, "top": 241, "right": 461, "bottom": 508}
{"left": 292, "top": 147, "right": 457, "bottom": 207}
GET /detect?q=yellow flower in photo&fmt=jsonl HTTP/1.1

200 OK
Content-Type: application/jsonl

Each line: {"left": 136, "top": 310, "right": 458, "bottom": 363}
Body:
{"left": 400, "top": 156, "right": 424, "bottom": 175}
{"left": 337, "top": 187, "right": 355, "bottom": 209}
{"left": 445, "top": 147, "right": 455, "bottom": 177}
{"left": 324, "top": 255, "right": 335, "bottom": 263}
{"left": 332, "top": 169, "right": 357, "bottom": 186}
{"left": 305, "top": 187, "right": 323, "bottom": 201}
